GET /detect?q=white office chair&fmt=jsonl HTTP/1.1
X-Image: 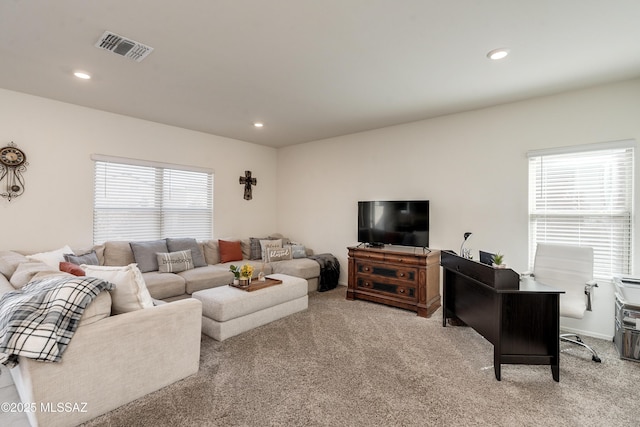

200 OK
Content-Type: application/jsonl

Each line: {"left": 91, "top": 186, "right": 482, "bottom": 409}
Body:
{"left": 532, "top": 243, "right": 601, "bottom": 362}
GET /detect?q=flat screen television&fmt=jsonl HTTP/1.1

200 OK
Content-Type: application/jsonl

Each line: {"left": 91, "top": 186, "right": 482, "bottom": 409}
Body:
{"left": 358, "top": 200, "right": 429, "bottom": 247}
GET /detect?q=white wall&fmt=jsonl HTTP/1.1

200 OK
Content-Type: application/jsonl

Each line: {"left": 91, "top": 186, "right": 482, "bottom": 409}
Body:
{"left": 277, "top": 78, "right": 640, "bottom": 339}
{"left": 2, "top": 78, "right": 639, "bottom": 339}
{"left": 0, "top": 88, "right": 279, "bottom": 252}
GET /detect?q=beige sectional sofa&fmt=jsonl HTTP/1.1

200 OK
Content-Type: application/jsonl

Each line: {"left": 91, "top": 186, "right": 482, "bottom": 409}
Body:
{"left": 100, "top": 237, "right": 321, "bottom": 299}
{"left": 0, "top": 256, "right": 202, "bottom": 427}
{"left": 0, "top": 235, "right": 321, "bottom": 426}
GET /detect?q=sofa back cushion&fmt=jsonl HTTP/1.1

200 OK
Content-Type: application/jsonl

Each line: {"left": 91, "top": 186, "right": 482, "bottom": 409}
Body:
{"left": 166, "top": 238, "right": 206, "bottom": 267}
{"left": 130, "top": 240, "right": 169, "bottom": 273}
{"left": 203, "top": 240, "right": 220, "bottom": 265}
{"left": 103, "top": 241, "right": 136, "bottom": 266}
{"left": 0, "top": 250, "right": 28, "bottom": 280}
{"left": 10, "top": 261, "right": 62, "bottom": 288}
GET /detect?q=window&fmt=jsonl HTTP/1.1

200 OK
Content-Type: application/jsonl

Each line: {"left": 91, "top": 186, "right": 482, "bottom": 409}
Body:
{"left": 93, "top": 155, "right": 213, "bottom": 244}
{"left": 528, "top": 140, "right": 635, "bottom": 279}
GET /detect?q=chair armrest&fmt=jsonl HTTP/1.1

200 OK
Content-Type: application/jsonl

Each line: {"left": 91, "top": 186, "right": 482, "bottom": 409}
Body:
{"left": 585, "top": 279, "right": 598, "bottom": 311}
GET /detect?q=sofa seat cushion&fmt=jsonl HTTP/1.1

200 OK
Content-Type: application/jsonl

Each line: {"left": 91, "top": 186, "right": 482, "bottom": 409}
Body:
{"left": 269, "top": 258, "right": 320, "bottom": 280}
{"left": 141, "top": 271, "right": 186, "bottom": 300}
{"left": 178, "top": 266, "right": 234, "bottom": 294}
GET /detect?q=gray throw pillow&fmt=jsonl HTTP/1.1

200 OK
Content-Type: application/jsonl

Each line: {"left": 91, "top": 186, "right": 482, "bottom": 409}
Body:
{"left": 64, "top": 250, "right": 100, "bottom": 266}
{"left": 130, "top": 240, "right": 169, "bottom": 273}
{"left": 166, "top": 238, "right": 206, "bottom": 267}
{"left": 157, "top": 250, "right": 194, "bottom": 273}
{"left": 291, "top": 244, "right": 307, "bottom": 259}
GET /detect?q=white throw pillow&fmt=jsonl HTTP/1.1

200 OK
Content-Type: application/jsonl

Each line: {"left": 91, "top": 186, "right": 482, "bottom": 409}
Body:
{"left": 26, "top": 245, "right": 73, "bottom": 269}
{"left": 260, "top": 239, "right": 282, "bottom": 260}
{"left": 82, "top": 264, "right": 154, "bottom": 314}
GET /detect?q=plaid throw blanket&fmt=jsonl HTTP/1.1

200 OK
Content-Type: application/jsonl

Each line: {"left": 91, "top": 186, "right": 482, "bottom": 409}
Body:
{"left": 0, "top": 275, "right": 114, "bottom": 367}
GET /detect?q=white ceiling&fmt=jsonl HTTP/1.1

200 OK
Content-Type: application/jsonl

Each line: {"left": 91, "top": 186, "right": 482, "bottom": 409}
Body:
{"left": 2, "top": 1, "right": 640, "bottom": 148}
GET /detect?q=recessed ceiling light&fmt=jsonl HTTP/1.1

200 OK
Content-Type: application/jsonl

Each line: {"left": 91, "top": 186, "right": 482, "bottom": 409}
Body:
{"left": 253, "top": 122, "right": 264, "bottom": 128}
{"left": 73, "top": 71, "right": 91, "bottom": 80}
{"left": 487, "top": 48, "right": 510, "bottom": 60}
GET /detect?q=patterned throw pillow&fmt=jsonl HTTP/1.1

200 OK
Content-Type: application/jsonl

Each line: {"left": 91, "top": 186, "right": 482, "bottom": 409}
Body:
{"left": 260, "top": 239, "right": 282, "bottom": 260}
{"left": 264, "top": 246, "right": 292, "bottom": 262}
{"left": 249, "top": 237, "right": 270, "bottom": 260}
{"left": 156, "top": 250, "right": 195, "bottom": 273}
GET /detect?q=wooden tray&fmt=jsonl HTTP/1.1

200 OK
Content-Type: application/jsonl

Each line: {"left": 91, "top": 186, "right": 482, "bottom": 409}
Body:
{"left": 230, "top": 277, "right": 283, "bottom": 292}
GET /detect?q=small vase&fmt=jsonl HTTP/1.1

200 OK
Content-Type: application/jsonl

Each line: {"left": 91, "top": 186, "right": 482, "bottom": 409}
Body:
{"left": 233, "top": 278, "right": 239, "bottom": 285}
{"left": 239, "top": 278, "right": 250, "bottom": 287}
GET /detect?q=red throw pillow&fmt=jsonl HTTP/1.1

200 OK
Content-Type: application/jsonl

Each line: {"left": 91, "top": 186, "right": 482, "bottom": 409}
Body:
{"left": 218, "top": 240, "right": 243, "bottom": 263}
{"left": 59, "top": 261, "right": 86, "bottom": 277}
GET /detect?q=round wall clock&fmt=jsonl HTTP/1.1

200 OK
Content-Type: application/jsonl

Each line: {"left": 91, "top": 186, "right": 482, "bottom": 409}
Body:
{"left": 0, "top": 142, "right": 29, "bottom": 201}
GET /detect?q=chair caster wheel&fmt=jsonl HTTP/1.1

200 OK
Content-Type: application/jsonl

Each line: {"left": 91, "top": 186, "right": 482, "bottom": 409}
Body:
{"left": 592, "top": 355, "right": 601, "bottom": 363}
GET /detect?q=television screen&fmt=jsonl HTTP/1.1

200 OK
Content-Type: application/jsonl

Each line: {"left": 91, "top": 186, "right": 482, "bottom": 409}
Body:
{"left": 358, "top": 200, "right": 429, "bottom": 247}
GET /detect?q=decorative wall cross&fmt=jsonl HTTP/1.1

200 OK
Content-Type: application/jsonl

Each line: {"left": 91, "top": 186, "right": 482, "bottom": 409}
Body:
{"left": 239, "top": 170, "right": 257, "bottom": 200}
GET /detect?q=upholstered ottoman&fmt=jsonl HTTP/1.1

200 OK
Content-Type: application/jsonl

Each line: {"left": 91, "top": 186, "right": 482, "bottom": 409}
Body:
{"left": 192, "top": 273, "right": 308, "bottom": 341}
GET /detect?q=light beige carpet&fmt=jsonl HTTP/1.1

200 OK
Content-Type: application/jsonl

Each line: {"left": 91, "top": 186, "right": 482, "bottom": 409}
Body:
{"left": 83, "top": 288, "right": 637, "bottom": 427}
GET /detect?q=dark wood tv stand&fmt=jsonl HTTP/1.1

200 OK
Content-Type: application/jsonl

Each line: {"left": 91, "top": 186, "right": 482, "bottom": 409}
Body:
{"left": 347, "top": 245, "right": 441, "bottom": 317}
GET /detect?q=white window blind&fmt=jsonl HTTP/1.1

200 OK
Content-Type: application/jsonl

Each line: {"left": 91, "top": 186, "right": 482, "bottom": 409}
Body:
{"left": 93, "top": 156, "right": 213, "bottom": 244}
{"left": 528, "top": 140, "right": 635, "bottom": 279}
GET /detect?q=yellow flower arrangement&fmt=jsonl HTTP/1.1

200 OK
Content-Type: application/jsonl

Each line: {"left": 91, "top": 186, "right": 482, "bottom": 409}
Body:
{"left": 239, "top": 263, "right": 254, "bottom": 279}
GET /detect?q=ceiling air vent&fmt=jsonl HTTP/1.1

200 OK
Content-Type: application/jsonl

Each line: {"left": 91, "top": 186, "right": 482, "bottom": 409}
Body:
{"left": 95, "top": 31, "right": 153, "bottom": 62}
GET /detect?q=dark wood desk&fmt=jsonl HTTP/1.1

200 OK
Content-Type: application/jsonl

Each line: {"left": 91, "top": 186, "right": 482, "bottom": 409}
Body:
{"left": 441, "top": 251, "right": 564, "bottom": 381}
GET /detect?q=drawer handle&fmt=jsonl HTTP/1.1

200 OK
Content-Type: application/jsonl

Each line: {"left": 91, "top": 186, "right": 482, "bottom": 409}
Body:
{"left": 363, "top": 267, "right": 370, "bottom": 272}
{"left": 399, "top": 273, "right": 405, "bottom": 277}
{"left": 399, "top": 288, "right": 405, "bottom": 293}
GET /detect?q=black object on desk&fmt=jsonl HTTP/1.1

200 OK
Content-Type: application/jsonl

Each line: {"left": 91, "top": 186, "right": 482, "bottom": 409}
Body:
{"left": 441, "top": 251, "right": 564, "bottom": 382}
